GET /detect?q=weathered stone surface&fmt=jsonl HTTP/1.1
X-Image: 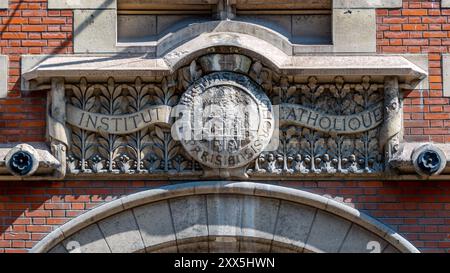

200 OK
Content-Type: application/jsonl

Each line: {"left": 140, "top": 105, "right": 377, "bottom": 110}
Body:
{"left": 383, "top": 245, "right": 401, "bottom": 253}
{"left": 333, "top": 9, "right": 376, "bottom": 53}
{"left": 239, "top": 238, "right": 271, "bottom": 253}
{"left": 117, "top": 15, "right": 157, "bottom": 42}
{"left": 292, "top": 15, "right": 331, "bottom": 44}
{"left": 209, "top": 237, "right": 240, "bottom": 253}
{"left": 241, "top": 196, "right": 279, "bottom": 241}
{"left": 339, "top": 224, "right": 388, "bottom": 253}
{"left": 207, "top": 195, "right": 243, "bottom": 237}
{"left": 48, "top": 0, "right": 116, "bottom": 9}
{"left": 0, "top": 0, "right": 7, "bottom": 9}
{"left": 63, "top": 224, "right": 111, "bottom": 253}
{"left": 236, "top": 15, "right": 292, "bottom": 40}
{"left": 273, "top": 201, "right": 316, "bottom": 249}
{"left": 0, "top": 55, "right": 7, "bottom": 98}
{"left": 177, "top": 241, "right": 209, "bottom": 253}
{"left": 49, "top": 244, "right": 68, "bottom": 253}
{"left": 97, "top": 210, "right": 144, "bottom": 253}
{"left": 133, "top": 201, "right": 176, "bottom": 249}
{"left": 169, "top": 195, "right": 208, "bottom": 241}
{"left": 74, "top": 9, "right": 116, "bottom": 53}
{"left": 443, "top": 0, "right": 450, "bottom": 8}
{"left": 305, "top": 210, "right": 352, "bottom": 252}
{"left": 198, "top": 54, "right": 252, "bottom": 74}
{"left": 443, "top": 54, "right": 450, "bottom": 97}
{"left": 23, "top": 54, "right": 426, "bottom": 84}
{"left": 403, "top": 54, "right": 429, "bottom": 90}
{"left": 333, "top": 0, "right": 402, "bottom": 8}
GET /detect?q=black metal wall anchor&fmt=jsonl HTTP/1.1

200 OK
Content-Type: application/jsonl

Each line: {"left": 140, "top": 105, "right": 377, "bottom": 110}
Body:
{"left": 417, "top": 150, "right": 442, "bottom": 176}
{"left": 8, "top": 151, "right": 34, "bottom": 176}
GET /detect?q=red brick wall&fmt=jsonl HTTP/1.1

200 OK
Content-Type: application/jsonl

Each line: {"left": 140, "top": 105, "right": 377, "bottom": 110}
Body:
{"left": 377, "top": 0, "right": 450, "bottom": 143}
{"left": 0, "top": 0, "right": 72, "bottom": 143}
{"left": 0, "top": 0, "right": 449, "bottom": 253}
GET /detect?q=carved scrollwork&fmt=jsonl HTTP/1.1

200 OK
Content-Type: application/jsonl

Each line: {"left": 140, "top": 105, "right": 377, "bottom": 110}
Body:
{"left": 248, "top": 73, "right": 385, "bottom": 176}
{"left": 63, "top": 53, "right": 391, "bottom": 178}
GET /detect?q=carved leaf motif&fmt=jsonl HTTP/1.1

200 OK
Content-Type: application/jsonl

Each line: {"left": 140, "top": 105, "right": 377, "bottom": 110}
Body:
{"left": 71, "top": 127, "right": 83, "bottom": 160}
{"left": 97, "top": 138, "right": 110, "bottom": 160}
{"left": 341, "top": 139, "right": 354, "bottom": 158}
{"left": 327, "top": 137, "right": 339, "bottom": 159}
{"left": 168, "top": 140, "right": 179, "bottom": 160}
{"left": 67, "top": 85, "right": 82, "bottom": 108}
{"left": 154, "top": 126, "right": 164, "bottom": 141}
{"left": 152, "top": 86, "right": 165, "bottom": 105}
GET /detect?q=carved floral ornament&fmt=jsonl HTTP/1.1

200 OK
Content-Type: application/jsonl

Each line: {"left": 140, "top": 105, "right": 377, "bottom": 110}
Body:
{"left": 45, "top": 53, "right": 405, "bottom": 179}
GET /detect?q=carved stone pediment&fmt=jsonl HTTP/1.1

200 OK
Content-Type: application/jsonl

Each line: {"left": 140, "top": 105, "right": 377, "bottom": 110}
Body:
{"left": 38, "top": 53, "right": 410, "bottom": 180}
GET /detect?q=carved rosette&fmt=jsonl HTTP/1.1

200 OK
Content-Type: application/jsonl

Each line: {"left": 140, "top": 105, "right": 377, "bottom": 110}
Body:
{"left": 58, "top": 53, "right": 394, "bottom": 179}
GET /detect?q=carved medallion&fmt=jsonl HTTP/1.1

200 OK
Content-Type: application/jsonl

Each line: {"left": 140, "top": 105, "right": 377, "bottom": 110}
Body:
{"left": 177, "top": 72, "right": 274, "bottom": 169}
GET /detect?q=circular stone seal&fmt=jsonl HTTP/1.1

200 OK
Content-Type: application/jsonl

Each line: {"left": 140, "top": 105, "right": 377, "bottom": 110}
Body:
{"left": 176, "top": 72, "right": 274, "bottom": 169}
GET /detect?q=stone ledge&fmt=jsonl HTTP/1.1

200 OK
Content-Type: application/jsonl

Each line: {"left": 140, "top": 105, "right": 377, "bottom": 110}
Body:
{"left": 333, "top": 0, "right": 402, "bottom": 9}
{"left": 22, "top": 54, "right": 427, "bottom": 86}
{"left": 48, "top": 0, "right": 116, "bottom": 10}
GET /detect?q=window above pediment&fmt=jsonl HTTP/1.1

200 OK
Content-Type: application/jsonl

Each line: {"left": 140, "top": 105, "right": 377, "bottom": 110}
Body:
{"left": 117, "top": 0, "right": 332, "bottom": 45}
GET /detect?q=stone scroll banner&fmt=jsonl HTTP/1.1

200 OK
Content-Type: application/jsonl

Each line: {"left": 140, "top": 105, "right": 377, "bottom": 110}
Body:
{"left": 280, "top": 102, "right": 384, "bottom": 134}
{"left": 66, "top": 102, "right": 383, "bottom": 136}
{"left": 66, "top": 104, "right": 173, "bottom": 135}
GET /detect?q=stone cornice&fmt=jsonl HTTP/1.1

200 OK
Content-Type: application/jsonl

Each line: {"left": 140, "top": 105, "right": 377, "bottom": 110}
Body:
{"left": 22, "top": 54, "right": 427, "bottom": 87}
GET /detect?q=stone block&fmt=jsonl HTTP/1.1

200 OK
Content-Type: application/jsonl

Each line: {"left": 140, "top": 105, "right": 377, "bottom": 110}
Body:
{"left": 48, "top": 0, "right": 116, "bottom": 9}
{"left": 273, "top": 201, "right": 316, "bottom": 249}
{"left": 442, "top": 54, "right": 450, "bottom": 97}
{"left": 133, "top": 200, "right": 176, "bottom": 249}
{"left": 403, "top": 54, "right": 429, "bottom": 90}
{"left": 383, "top": 245, "right": 400, "bottom": 253}
{"left": 169, "top": 195, "right": 208, "bottom": 241}
{"left": 209, "top": 237, "right": 240, "bottom": 253}
{"left": 63, "top": 224, "right": 110, "bottom": 253}
{"left": 117, "top": 15, "right": 157, "bottom": 42}
{"left": 48, "top": 244, "right": 68, "bottom": 253}
{"left": 97, "top": 210, "right": 144, "bottom": 253}
{"left": 21, "top": 55, "right": 53, "bottom": 91}
{"left": 444, "top": 0, "right": 450, "bottom": 8}
{"left": 292, "top": 15, "right": 332, "bottom": 44}
{"left": 305, "top": 210, "right": 352, "bottom": 252}
{"left": 239, "top": 238, "right": 271, "bottom": 253}
{"left": 333, "top": 0, "right": 402, "bottom": 8}
{"left": 207, "top": 195, "right": 243, "bottom": 237}
{"left": 241, "top": 196, "right": 279, "bottom": 241}
{"left": 177, "top": 241, "right": 209, "bottom": 253}
{"left": 333, "top": 9, "right": 376, "bottom": 53}
{"left": 236, "top": 15, "right": 292, "bottom": 40}
{"left": 339, "top": 224, "right": 388, "bottom": 253}
{"left": 0, "top": 0, "right": 7, "bottom": 9}
{"left": 74, "top": 9, "right": 117, "bottom": 53}
{"left": 0, "top": 55, "right": 7, "bottom": 98}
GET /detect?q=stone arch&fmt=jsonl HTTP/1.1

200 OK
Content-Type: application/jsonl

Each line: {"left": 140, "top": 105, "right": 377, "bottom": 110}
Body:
{"left": 160, "top": 21, "right": 291, "bottom": 73}
{"left": 31, "top": 182, "right": 419, "bottom": 253}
